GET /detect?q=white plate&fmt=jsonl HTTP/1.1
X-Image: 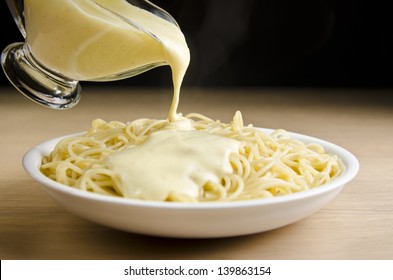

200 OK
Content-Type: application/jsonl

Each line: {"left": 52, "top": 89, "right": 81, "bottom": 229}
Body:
{"left": 23, "top": 129, "right": 359, "bottom": 238}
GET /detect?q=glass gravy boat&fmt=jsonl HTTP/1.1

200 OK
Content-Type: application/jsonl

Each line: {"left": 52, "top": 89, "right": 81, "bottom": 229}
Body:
{"left": 1, "top": 0, "right": 179, "bottom": 109}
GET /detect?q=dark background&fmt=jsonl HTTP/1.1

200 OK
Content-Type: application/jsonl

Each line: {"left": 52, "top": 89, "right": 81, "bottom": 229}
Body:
{"left": 1, "top": 0, "right": 393, "bottom": 89}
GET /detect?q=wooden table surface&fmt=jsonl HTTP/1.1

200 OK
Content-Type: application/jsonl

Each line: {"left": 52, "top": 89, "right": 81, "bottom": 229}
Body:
{"left": 0, "top": 86, "right": 392, "bottom": 260}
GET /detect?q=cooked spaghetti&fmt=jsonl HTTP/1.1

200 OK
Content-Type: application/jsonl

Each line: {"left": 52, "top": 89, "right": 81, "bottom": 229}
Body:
{"left": 41, "top": 111, "right": 344, "bottom": 202}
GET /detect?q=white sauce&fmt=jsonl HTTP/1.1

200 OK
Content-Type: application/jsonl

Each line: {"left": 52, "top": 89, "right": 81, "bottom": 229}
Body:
{"left": 108, "top": 121, "right": 241, "bottom": 201}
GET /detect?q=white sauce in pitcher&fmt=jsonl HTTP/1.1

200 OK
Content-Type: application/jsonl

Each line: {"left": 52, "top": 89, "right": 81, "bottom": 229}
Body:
{"left": 25, "top": 0, "right": 189, "bottom": 120}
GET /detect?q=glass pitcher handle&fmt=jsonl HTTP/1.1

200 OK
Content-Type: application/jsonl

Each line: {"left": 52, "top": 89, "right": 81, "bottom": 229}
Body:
{"left": 2, "top": 0, "right": 81, "bottom": 109}
{"left": 6, "top": 0, "right": 26, "bottom": 38}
